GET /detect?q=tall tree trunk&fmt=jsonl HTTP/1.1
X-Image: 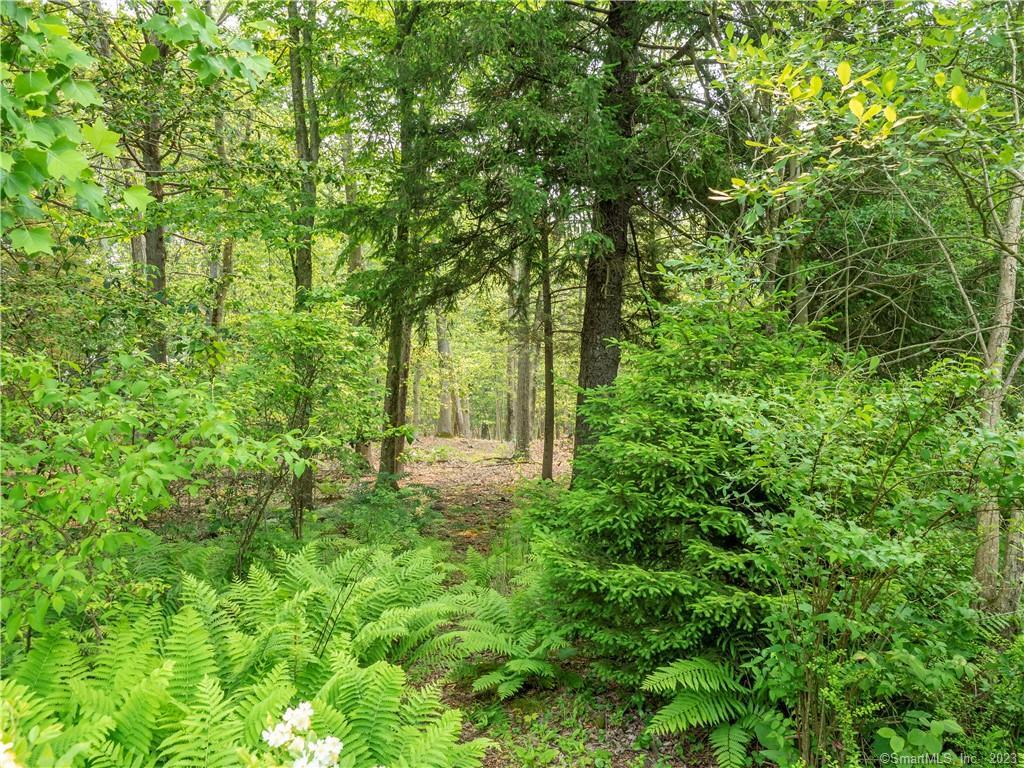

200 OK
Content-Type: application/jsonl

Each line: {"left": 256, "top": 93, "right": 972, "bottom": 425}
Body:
{"left": 141, "top": 113, "right": 167, "bottom": 364}
{"left": 287, "top": 0, "right": 319, "bottom": 534}
{"left": 377, "top": 3, "right": 419, "bottom": 487}
{"left": 513, "top": 253, "right": 532, "bottom": 459}
{"left": 412, "top": 359, "right": 422, "bottom": 433}
{"left": 436, "top": 313, "right": 455, "bottom": 437}
{"left": 988, "top": 177, "right": 1023, "bottom": 612}
{"left": 541, "top": 220, "right": 556, "bottom": 480}
{"left": 209, "top": 113, "right": 233, "bottom": 329}
{"left": 572, "top": 0, "right": 639, "bottom": 471}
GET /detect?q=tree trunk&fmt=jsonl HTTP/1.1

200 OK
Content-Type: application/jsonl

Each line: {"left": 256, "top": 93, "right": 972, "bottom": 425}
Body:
{"left": 141, "top": 115, "right": 167, "bottom": 364}
{"left": 513, "top": 253, "right": 532, "bottom": 459}
{"left": 209, "top": 112, "right": 234, "bottom": 329}
{"left": 988, "top": 177, "right": 1023, "bottom": 612}
{"left": 286, "top": 0, "right": 319, "bottom": 534}
{"left": 436, "top": 313, "right": 455, "bottom": 437}
{"left": 572, "top": 0, "right": 639, "bottom": 471}
{"left": 541, "top": 221, "right": 556, "bottom": 480}
{"left": 412, "top": 358, "right": 422, "bottom": 433}
{"left": 376, "top": 3, "right": 418, "bottom": 487}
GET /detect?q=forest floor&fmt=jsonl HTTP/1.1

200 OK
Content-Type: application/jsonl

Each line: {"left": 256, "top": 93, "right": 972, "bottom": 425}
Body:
{"left": 378, "top": 436, "right": 695, "bottom": 768}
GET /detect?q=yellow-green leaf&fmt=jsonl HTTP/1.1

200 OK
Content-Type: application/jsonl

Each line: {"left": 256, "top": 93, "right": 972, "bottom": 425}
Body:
{"left": 123, "top": 185, "right": 155, "bottom": 212}
{"left": 837, "top": 61, "right": 851, "bottom": 86}
{"left": 934, "top": 71, "right": 947, "bottom": 87}
{"left": 881, "top": 71, "right": 897, "bottom": 96}
{"left": 848, "top": 95, "right": 865, "bottom": 119}
{"left": 807, "top": 75, "right": 823, "bottom": 99}
{"left": 947, "top": 85, "right": 968, "bottom": 109}
{"left": 884, "top": 105, "right": 897, "bottom": 122}
{"left": 82, "top": 117, "right": 121, "bottom": 158}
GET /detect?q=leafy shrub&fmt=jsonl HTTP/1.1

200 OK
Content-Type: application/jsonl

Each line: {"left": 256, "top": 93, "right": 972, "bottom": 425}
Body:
{"left": 0, "top": 351, "right": 301, "bottom": 645}
{"left": 529, "top": 296, "right": 1021, "bottom": 765}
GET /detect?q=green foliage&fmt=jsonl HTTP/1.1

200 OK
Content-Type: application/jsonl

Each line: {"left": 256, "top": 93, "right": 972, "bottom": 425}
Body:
{"left": 532, "top": 287, "right": 1020, "bottom": 763}
{"left": 0, "top": 351, "right": 300, "bottom": 644}
{"left": 0, "top": 543, "right": 488, "bottom": 768}
{"left": 226, "top": 294, "right": 381, "bottom": 471}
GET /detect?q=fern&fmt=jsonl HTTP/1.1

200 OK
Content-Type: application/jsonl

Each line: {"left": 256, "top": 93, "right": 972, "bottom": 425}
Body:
{"left": 709, "top": 724, "right": 753, "bottom": 768}
{"left": 159, "top": 675, "right": 243, "bottom": 768}
{"left": 643, "top": 657, "right": 754, "bottom": 766}
{"left": 4, "top": 544, "right": 488, "bottom": 768}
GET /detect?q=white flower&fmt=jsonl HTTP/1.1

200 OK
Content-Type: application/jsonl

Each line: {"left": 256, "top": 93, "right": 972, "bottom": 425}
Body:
{"left": 0, "top": 740, "right": 20, "bottom": 768}
{"left": 292, "top": 757, "right": 312, "bottom": 768}
{"left": 262, "top": 722, "right": 293, "bottom": 748}
{"left": 282, "top": 701, "right": 314, "bottom": 733}
{"left": 311, "top": 736, "right": 343, "bottom": 765}
{"left": 287, "top": 736, "right": 307, "bottom": 757}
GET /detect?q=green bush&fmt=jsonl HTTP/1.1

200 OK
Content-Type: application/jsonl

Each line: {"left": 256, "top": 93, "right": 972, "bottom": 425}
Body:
{"left": 529, "top": 297, "right": 1022, "bottom": 765}
{"left": 0, "top": 351, "right": 302, "bottom": 646}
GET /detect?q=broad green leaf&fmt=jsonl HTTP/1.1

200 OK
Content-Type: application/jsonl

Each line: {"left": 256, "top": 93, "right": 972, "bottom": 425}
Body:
{"left": 82, "top": 117, "right": 120, "bottom": 158}
{"left": 9, "top": 226, "right": 53, "bottom": 254}
{"left": 123, "top": 185, "right": 155, "bottom": 212}
{"left": 140, "top": 44, "right": 161, "bottom": 64}
{"left": 62, "top": 79, "right": 103, "bottom": 106}
{"left": 13, "top": 71, "right": 51, "bottom": 98}
{"left": 934, "top": 71, "right": 946, "bottom": 87}
{"left": 47, "top": 148, "right": 89, "bottom": 180}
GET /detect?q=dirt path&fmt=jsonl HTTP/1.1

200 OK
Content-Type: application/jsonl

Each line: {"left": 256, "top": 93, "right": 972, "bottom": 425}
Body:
{"left": 399, "top": 436, "right": 572, "bottom": 554}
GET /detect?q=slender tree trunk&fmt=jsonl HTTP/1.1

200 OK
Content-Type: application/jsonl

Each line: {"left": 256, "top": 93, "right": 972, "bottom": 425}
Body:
{"left": 377, "top": 4, "right": 419, "bottom": 486}
{"left": 504, "top": 280, "right": 515, "bottom": 443}
{"left": 513, "top": 253, "right": 532, "bottom": 459}
{"left": 988, "top": 178, "right": 1023, "bottom": 612}
{"left": 541, "top": 221, "right": 556, "bottom": 480}
{"left": 436, "top": 313, "right": 455, "bottom": 436}
{"left": 287, "top": 0, "right": 319, "bottom": 534}
{"left": 209, "top": 113, "right": 233, "bottom": 329}
{"left": 412, "top": 358, "right": 422, "bottom": 433}
{"left": 141, "top": 115, "right": 167, "bottom": 364}
{"left": 572, "top": 0, "right": 639, "bottom": 471}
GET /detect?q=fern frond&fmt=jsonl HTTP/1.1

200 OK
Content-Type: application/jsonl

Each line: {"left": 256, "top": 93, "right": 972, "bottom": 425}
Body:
{"left": 642, "top": 658, "right": 744, "bottom": 694}
{"left": 647, "top": 691, "right": 746, "bottom": 734}
{"left": 709, "top": 723, "right": 752, "bottom": 768}
{"left": 158, "top": 675, "right": 242, "bottom": 768}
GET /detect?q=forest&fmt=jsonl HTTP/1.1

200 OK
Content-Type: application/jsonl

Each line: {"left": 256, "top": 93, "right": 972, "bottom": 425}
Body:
{"left": 1, "top": 0, "right": 1023, "bottom": 766}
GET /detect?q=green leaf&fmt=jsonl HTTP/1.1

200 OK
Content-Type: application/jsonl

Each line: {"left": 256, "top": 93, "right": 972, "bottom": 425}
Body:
{"left": 8, "top": 226, "right": 53, "bottom": 254}
{"left": 881, "top": 70, "right": 897, "bottom": 95}
{"left": 62, "top": 79, "right": 103, "bottom": 107}
{"left": 82, "top": 117, "right": 120, "bottom": 158}
{"left": 123, "top": 185, "right": 155, "bottom": 212}
{"left": 13, "top": 71, "right": 52, "bottom": 98}
{"left": 140, "top": 44, "right": 161, "bottom": 64}
{"left": 47, "top": 148, "right": 89, "bottom": 180}
{"left": 836, "top": 61, "right": 851, "bottom": 86}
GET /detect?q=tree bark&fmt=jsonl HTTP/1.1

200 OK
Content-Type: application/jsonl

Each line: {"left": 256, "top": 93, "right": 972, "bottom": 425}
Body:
{"left": 287, "top": 0, "right": 319, "bottom": 533}
{"left": 513, "top": 253, "right": 532, "bottom": 459}
{"left": 572, "top": 0, "right": 640, "bottom": 471}
{"left": 541, "top": 220, "right": 556, "bottom": 480}
{"left": 436, "top": 313, "right": 455, "bottom": 437}
{"left": 377, "top": 3, "right": 419, "bottom": 487}
{"left": 412, "top": 358, "right": 422, "bottom": 433}
{"left": 990, "top": 177, "right": 1023, "bottom": 613}
{"left": 141, "top": 109, "right": 167, "bottom": 364}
